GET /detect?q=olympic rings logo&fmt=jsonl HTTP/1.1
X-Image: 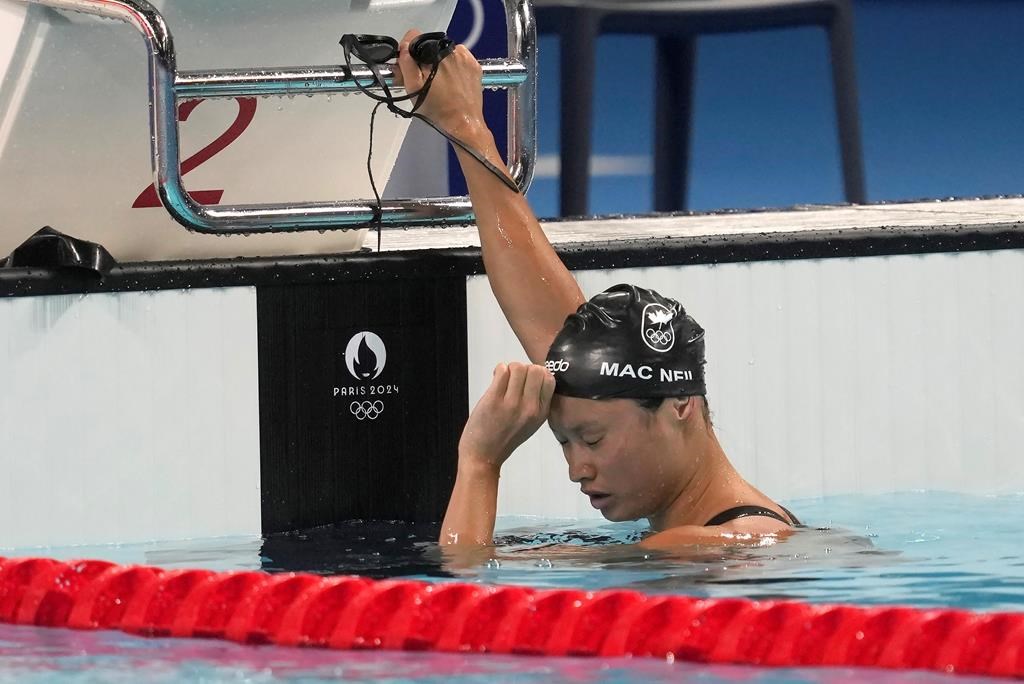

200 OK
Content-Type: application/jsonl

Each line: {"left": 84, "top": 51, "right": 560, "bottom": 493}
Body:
{"left": 645, "top": 328, "right": 673, "bottom": 346}
{"left": 350, "top": 400, "right": 384, "bottom": 421}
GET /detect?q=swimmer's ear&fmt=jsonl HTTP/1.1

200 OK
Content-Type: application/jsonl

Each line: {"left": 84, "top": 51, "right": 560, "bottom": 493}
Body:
{"left": 671, "top": 396, "right": 695, "bottom": 422}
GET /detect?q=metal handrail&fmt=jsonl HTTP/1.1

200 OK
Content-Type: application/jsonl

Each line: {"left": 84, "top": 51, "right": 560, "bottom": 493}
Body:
{"left": 20, "top": 0, "right": 537, "bottom": 234}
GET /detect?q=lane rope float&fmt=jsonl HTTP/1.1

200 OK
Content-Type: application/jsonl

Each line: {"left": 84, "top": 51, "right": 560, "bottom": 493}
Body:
{"left": 0, "top": 557, "right": 1021, "bottom": 677}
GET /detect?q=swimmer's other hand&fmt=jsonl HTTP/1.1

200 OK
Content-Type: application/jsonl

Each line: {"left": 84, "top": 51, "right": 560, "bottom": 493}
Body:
{"left": 395, "top": 28, "right": 486, "bottom": 140}
{"left": 458, "top": 362, "right": 555, "bottom": 471}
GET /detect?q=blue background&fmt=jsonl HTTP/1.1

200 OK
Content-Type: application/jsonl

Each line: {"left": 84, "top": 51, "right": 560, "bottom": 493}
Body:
{"left": 450, "top": 0, "right": 1024, "bottom": 217}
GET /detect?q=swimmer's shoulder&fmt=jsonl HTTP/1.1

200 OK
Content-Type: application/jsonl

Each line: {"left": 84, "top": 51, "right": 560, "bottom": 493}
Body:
{"left": 638, "top": 517, "right": 791, "bottom": 551}
{"left": 716, "top": 515, "right": 793, "bottom": 535}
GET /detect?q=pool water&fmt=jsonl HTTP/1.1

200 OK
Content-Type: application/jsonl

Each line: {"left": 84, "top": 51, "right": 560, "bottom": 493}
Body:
{"left": 2, "top": 491, "right": 1020, "bottom": 682}
{"left": 457, "top": 491, "right": 1024, "bottom": 610}
{"left": 0, "top": 623, "right": 998, "bottom": 683}
{"left": 21, "top": 491, "right": 1023, "bottom": 610}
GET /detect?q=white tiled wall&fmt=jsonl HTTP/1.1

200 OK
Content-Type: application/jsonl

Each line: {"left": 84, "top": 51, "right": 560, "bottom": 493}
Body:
{"left": 467, "top": 250, "right": 1024, "bottom": 518}
{"left": 0, "top": 287, "right": 261, "bottom": 547}
{"left": 0, "top": 2, "right": 27, "bottom": 86}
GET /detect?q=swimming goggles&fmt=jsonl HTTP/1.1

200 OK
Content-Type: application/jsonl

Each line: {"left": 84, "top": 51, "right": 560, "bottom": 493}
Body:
{"left": 339, "top": 32, "right": 522, "bottom": 249}
{"left": 340, "top": 33, "right": 454, "bottom": 110}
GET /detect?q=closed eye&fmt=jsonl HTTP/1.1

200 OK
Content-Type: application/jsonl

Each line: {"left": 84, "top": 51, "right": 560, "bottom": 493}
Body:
{"left": 583, "top": 437, "right": 603, "bottom": 447}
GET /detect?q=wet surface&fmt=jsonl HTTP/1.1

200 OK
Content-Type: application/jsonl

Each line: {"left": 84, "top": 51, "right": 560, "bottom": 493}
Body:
{"left": 0, "top": 624, "right": 998, "bottom": 684}
{"left": 26, "top": 492, "right": 1020, "bottom": 612}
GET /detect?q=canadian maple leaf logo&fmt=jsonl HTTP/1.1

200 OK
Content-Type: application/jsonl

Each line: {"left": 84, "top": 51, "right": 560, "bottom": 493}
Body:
{"left": 647, "top": 309, "right": 674, "bottom": 326}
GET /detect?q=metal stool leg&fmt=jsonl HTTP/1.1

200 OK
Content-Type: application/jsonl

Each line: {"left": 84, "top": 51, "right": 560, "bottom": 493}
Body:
{"left": 654, "top": 34, "right": 696, "bottom": 212}
{"left": 827, "top": 1, "right": 867, "bottom": 204}
{"left": 559, "top": 8, "right": 600, "bottom": 216}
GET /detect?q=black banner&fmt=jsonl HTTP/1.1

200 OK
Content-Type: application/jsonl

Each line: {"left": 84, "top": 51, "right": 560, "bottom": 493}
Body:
{"left": 258, "top": 278, "right": 467, "bottom": 532}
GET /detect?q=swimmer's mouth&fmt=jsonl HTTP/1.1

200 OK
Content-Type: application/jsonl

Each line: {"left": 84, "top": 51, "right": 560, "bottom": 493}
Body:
{"left": 583, "top": 489, "right": 612, "bottom": 509}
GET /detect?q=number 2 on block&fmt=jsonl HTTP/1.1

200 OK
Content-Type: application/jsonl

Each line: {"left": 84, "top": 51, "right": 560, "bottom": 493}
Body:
{"left": 132, "top": 97, "right": 257, "bottom": 209}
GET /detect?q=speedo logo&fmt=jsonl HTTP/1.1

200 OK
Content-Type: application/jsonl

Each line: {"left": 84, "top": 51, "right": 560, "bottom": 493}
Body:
{"left": 600, "top": 362, "right": 693, "bottom": 382}
{"left": 545, "top": 359, "right": 570, "bottom": 373}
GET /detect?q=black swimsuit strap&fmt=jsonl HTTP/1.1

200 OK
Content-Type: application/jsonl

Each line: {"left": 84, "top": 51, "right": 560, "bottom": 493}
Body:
{"left": 779, "top": 504, "right": 801, "bottom": 526}
{"left": 704, "top": 505, "right": 799, "bottom": 527}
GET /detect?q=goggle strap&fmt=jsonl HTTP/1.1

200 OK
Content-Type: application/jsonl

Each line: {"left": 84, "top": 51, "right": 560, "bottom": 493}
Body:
{"left": 409, "top": 111, "right": 521, "bottom": 194}
{"left": 410, "top": 62, "right": 441, "bottom": 114}
{"left": 366, "top": 61, "right": 394, "bottom": 102}
{"left": 368, "top": 101, "right": 386, "bottom": 252}
{"left": 343, "top": 31, "right": 521, "bottom": 254}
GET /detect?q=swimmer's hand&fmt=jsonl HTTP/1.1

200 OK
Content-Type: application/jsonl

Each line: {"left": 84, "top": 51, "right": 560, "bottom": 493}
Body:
{"left": 394, "top": 29, "right": 487, "bottom": 140}
{"left": 440, "top": 363, "right": 554, "bottom": 547}
{"left": 459, "top": 362, "right": 556, "bottom": 471}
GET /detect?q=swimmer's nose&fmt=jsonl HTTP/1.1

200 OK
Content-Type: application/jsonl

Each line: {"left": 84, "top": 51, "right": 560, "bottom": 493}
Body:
{"left": 566, "top": 449, "right": 595, "bottom": 483}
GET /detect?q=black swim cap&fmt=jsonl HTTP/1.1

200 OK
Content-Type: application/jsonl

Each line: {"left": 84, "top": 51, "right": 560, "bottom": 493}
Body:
{"left": 545, "top": 284, "right": 706, "bottom": 399}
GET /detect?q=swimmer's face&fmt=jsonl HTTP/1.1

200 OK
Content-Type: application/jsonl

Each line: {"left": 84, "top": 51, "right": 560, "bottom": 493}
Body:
{"left": 548, "top": 395, "right": 696, "bottom": 523}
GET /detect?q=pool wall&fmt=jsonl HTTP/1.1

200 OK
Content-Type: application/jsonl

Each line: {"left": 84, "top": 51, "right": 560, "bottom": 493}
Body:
{"left": 2, "top": 199, "right": 1024, "bottom": 545}
{"left": 469, "top": 249, "right": 1024, "bottom": 519}
{"left": 0, "top": 275, "right": 469, "bottom": 547}
{"left": 0, "top": 287, "right": 262, "bottom": 548}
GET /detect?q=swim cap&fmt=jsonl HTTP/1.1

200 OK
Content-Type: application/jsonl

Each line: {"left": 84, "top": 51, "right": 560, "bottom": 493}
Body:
{"left": 545, "top": 284, "right": 706, "bottom": 399}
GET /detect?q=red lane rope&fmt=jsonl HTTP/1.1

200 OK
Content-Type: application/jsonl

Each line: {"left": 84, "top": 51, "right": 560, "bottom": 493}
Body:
{"left": 0, "top": 556, "right": 1021, "bottom": 677}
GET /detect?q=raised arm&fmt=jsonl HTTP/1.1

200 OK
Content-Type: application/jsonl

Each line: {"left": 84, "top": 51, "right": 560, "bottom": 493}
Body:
{"left": 396, "top": 32, "right": 585, "bottom": 363}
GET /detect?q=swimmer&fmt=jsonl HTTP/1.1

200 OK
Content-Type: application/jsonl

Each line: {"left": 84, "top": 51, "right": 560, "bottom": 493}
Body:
{"left": 392, "top": 31, "right": 797, "bottom": 550}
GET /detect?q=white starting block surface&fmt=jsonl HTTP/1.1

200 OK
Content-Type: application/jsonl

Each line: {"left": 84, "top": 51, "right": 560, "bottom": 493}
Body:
{"left": 0, "top": 0, "right": 457, "bottom": 262}
{"left": 370, "top": 196, "right": 1024, "bottom": 252}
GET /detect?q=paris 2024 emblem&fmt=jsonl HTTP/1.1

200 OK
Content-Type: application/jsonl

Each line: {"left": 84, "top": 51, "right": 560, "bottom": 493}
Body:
{"left": 334, "top": 331, "right": 399, "bottom": 421}
{"left": 345, "top": 332, "right": 386, "bottom": 380}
